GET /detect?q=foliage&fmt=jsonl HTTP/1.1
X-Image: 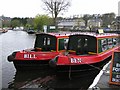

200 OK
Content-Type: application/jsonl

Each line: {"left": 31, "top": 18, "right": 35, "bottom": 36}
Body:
{"left": 3, "top": 20, "right": 11, "bottom": 27}
{"left": 11, "top": 19, "right": 20, "bottom": 29}
{"left": 34, "top": 14, "right": 53, "bottom": 31}
{"left": 25, "top": 18, "right": 34, "bottom": 30}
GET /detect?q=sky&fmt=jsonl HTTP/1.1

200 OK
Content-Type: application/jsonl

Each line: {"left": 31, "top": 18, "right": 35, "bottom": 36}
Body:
{"left": 0, "top": 0, "right": 120, "bottom": 18}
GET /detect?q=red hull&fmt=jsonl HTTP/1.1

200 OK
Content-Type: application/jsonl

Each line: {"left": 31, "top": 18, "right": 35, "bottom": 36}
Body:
{"left": 8, "top": 49, "right": 64, "bottom": 70}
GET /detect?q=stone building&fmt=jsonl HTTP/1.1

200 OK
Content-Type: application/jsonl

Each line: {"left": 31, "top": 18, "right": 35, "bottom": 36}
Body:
{"left": 57, "top": 18, "right": 85, "bottom": 30}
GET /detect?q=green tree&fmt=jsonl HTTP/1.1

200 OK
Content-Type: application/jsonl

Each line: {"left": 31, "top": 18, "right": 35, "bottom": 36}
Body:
{"left": 34, "top": 14, "right": 53, "bottom": 32}
{"left": 25, "top": 18, "right": 34, "bottom": 30}
{"left": 3, "top": 19, "right": 11, "bottom": 28}
{"left": 11, "top": 19, "right": 20, "bottom": 29}
{"left": 21, "top": 18, "right": 28, "bottom": 27}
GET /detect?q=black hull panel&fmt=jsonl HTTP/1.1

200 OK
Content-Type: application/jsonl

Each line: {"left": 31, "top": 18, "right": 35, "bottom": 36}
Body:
{"left": 56, "top": 56, "right": 112, "bottom": 72}
{"left": 13, "top": 60, "right": 51, "bottom": 71}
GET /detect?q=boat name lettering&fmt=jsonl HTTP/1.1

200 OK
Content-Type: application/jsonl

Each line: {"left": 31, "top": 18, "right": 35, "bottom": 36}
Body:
{"left": 70, "top": 58, "right": 82, "bottom": 63}
{"left": 24, "top": 54, "right": 36, "bottom": 58}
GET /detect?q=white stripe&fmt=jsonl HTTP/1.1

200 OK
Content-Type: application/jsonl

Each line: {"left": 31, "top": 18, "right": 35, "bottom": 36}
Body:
{"left": 88, "top": 61, "right": 111, "bottom": 89}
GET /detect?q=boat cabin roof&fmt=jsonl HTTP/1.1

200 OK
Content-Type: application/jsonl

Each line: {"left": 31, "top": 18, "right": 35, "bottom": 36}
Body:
{"left": 69, "top": 32, "right": 119, "bottom": 38}
{"left": 36, "top": 33, "right": 71, "bottom": 38}
{"left": 36, "top": 32, "right": 119, "bottom": 39}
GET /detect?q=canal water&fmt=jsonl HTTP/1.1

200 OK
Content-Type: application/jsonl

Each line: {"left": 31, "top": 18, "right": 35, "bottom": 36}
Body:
{"left": 1, "top": 30, "right": 100, "bottom": 90}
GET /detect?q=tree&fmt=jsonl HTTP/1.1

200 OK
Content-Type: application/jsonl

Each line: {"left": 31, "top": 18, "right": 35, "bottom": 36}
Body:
{"left": 11, "top": 19, "right": 20, "bottom": 29}
{"left": 82, "top": 14, "right": 92, "bottom": 27}
{"left": 34, "top": 14, "right": 53, "bottom": 32}
{"left": 102, "top": 13, "right": 115, "bottom": 28}
{"left": 42, "top": 0, "right": 71, "bottom": 26}
{"left": 25, "top": 18, "right": 34, "bottom": 30}
{"left": 21, "top": 18, "right": 28, "bottom": 27}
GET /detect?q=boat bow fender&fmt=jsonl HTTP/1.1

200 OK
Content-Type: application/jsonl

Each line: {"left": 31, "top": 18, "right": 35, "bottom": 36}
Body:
{"left": 56, "top": 55, "right": 70, "bottom": 65}
{"left": 7, "top": 52, "right": 18, "bottom": 62}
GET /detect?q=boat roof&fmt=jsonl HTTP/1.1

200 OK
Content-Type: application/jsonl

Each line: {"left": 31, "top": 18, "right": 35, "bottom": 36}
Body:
{"left": 69, "top": 32, "right": 119, "bottom": 38}
{"left": 36, "top": 32, "right": 119, "bottom": 38}
{"left": 36, "top": 32, "right": 72, "bottom": 38}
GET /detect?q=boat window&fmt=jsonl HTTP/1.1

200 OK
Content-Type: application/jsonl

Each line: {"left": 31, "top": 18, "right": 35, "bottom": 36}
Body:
{"left": 77, "top": 38, "right": 88, "bottom": 48}
{"left": 113, "top": 38, "right": 119, "bottom": 47}
{"left": 47, "top": 38, "right": 51, "bottom": 45}
{"left": 68, "top": 35, "right": 97, "bottom": 55}
{"left": 34, "top": 34, "right": 56, "bottom": 51}
{"left": 43, "top": 37, "right": 51, "bottom": 45}
{"left": 98, "top": 37, "right": 120, "bottom": 53}
{"left": 101, "top": 39, "right": 108, "bottom": 51}
{"left": 58, "top": 38, "right": 69, "bottom": 50}
{"left": 108, "top": 38, "right": 113, "bottom": 49}
{"left": 98, "top": 39, "right": 108, "bottom": 53}
{"left": 44, "top": 38, "right": 46, "bottom": 45}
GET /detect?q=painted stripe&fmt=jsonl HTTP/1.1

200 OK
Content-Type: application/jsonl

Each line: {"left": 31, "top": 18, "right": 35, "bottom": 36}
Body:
{"left": 88, "top": 61, "right": 111, "bottom": 89}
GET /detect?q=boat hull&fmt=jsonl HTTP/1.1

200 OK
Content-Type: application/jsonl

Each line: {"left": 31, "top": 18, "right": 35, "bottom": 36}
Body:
{"left": 13, "top": 60, "right": 51, "bottom": 71}
{"left": 7, "top": 50, "right": 60, "bottom": 71}
{"left": 8, "top": 53, "right": 52, "bottom": 71}
{"left": 54, "top": 56, "right": 112, "bottom": 72}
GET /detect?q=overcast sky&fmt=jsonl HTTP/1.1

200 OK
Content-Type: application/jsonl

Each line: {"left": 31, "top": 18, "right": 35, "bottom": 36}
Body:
{"left": 0, "top": 0, "right": 120, "bottom": 18}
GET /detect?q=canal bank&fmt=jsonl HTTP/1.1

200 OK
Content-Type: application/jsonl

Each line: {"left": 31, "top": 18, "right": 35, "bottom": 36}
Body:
{"left": 89, "top": 61, "right": 120, "bottom": 90}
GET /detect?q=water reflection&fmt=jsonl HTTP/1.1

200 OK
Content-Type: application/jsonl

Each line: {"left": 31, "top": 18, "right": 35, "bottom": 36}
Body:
{"left": 8, "top": 70, "right": 55, "bottom": 89}
{"left": 8, "top": 69, "right": 100, "bottom": 90}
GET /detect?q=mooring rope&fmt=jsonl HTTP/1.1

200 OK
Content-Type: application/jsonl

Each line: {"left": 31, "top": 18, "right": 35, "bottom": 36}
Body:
{"left": 67, "top": 56, "right": 109, "bottom": 80}
{"left": 69, "top": 65, "right": 72, "bottom": 80}
{"left": 80, "top": 60, "right": 108, "bottom": 73}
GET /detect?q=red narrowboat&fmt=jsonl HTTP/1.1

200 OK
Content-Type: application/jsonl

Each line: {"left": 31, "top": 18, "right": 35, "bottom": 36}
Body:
{"left": 7, "top": 33, "right": 70, "bottom": 70}
{"left": 49, "top": 32, "right": 120, "bottom": 72}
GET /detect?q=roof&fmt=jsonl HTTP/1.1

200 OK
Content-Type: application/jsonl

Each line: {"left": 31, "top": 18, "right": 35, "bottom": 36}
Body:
{"left": 69, "top": 32, "right": 119, "bottom": 38}
{"left": 36, "top": 32, "right": 119, "bottom": 38}
{"left": 36, "top": 32, "right": 71, "bottom": 38}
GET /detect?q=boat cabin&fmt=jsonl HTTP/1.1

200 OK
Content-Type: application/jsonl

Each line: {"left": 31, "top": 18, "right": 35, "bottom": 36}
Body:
{"left": 34, "top": 33, "right": 69, "bottom": 52}
{"left": 68, "top": 34, "right": 97, "bottom": 55}
{"left": 68, "top": 33, "right": 120, "bottom": 55}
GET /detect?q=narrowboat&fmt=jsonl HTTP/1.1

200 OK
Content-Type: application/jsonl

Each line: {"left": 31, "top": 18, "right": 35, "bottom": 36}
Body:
{"left": 49, "top": 32, "right": 120, "bottom": 72}
{"left": 27, "top": 29, "right": 35, "bottom": 34}
{"left": 7, "top": 33, "right": 70, "bottom": 70}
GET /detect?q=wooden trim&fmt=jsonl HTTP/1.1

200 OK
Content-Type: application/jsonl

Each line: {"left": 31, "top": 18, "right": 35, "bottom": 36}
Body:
{"left": 109, "top": 51, "right": 120, "bottom": 85}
